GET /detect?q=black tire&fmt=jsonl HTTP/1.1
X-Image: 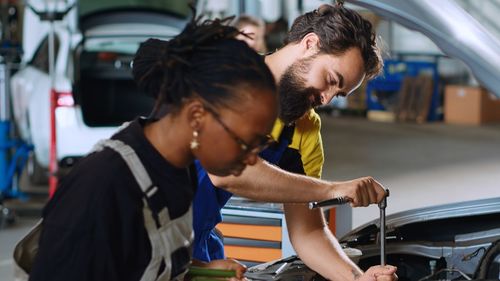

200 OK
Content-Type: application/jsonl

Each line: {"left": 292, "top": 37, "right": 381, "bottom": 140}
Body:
{"left": 27, "top": 152, "right": 48, "bottom": 185}
{"left": 0, "top": 205, "right": 16, "bottom": 229}
{"left": 4, "top": 207, "right": 16, "bottom": 225}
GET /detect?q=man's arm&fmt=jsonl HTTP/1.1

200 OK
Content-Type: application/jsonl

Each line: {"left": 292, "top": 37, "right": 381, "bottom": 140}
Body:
{"left": 284, "top": 204, "right": 397, "bottom": 281}
{"left": 209, "top": 157, "right": 332, "bottom": 202}
{"left": 285, "top": 204, "right": 361, "bottom": 279}
{"left": 209, "top": 157, "right": 387, "bottom": 205}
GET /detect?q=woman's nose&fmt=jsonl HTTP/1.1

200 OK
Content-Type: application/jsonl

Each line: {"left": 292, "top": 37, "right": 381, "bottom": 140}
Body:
{"left": 243, "top": 152, "right": 258, "bottom": 166}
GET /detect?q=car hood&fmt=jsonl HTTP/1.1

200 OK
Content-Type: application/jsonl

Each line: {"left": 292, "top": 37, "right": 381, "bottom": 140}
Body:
{"left": 347, "top": 0, "right": 500, "bottom": 98}
{"left": 340, "top": 197, "right": 500, "bottom": 244}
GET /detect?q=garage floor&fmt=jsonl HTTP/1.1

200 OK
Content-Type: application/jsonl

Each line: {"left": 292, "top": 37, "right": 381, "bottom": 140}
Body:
{"left": 1, "top": 115, "right": 500, "bottom": 279}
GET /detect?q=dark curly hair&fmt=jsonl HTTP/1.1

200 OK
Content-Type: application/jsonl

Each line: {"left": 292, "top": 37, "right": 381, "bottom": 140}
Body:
{"left": 284, "top": 4, "right": 383, "bottom": 79}
{"left": 133, "top": 8, "right": 276, "bottom": 116}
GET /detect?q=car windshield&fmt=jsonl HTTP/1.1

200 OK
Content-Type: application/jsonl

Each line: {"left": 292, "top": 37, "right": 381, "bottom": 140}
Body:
{"left": 79, "top": 0, "right": 190, "bottom": 17}
{"left": 84, "top": 39, "right": 142, "bottom": 55}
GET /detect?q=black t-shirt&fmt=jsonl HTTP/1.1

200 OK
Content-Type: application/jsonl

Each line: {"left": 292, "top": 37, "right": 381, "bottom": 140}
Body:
{"left": 29, "top": 119, "right": 196, "bottom": 281}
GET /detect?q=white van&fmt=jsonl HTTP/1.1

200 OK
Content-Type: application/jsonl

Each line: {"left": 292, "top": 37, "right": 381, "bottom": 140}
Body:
{"left": 10, "top": 0, "right": 188, "bottom": 183}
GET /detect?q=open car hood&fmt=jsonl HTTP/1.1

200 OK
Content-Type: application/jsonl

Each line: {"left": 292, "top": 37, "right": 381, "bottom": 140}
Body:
{"left": 340, "top": 196, "right": 500, "bottom": 244}
{"left": 347, "top": 0, "right": 500, "bottom": 98}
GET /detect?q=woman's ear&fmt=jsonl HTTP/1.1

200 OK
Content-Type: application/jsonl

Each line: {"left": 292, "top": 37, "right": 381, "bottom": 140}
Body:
{"left": 300, "top": 32, "right": 320, "bottom": 57}
{"left": 186, "top": 99, "right": 206, "bottom": 131}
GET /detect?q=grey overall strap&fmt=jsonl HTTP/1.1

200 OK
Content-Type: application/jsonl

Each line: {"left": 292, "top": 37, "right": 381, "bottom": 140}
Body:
{"left": 92, "top": 139, "right": 154, "bottom": 193}
{"left": 92, "top": 138, "right": 192, "bottom": 281}
{"left": 93, "top": 139, "right": 164, "bottom": 280}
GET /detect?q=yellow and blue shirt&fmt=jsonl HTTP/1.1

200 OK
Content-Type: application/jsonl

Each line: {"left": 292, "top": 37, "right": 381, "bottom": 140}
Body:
{"left": 269, "top": 109, "right": 324, "bottom": 179}
{"left": 192, "top": 110, "right": 324, "bottom": 262}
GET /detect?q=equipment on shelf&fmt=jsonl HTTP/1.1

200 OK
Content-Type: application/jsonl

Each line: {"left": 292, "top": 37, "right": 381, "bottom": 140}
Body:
{"left": 366, "top": 58, "right": 441, "bottom": 122}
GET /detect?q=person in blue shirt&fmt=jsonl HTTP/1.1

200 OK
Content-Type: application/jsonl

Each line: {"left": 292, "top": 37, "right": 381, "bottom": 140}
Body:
{"left": 193, "top": 4, "right": 398, "bottom": 281}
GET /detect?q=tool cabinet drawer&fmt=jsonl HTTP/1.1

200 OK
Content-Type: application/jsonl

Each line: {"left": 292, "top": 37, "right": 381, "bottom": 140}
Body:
{"left": 220, "top": 207, "right": 294, "bottom": 265}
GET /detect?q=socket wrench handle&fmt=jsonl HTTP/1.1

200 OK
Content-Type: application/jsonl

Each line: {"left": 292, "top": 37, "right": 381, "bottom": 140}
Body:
{"left": 379, "top": 189, "right": 389, "bottom": 265}
{"left": 308, "top": 197, "right": 350, "bottom": 210}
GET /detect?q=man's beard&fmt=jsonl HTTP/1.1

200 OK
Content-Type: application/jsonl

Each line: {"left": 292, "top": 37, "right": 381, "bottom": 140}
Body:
{"left": 278, "top": 58, "right": 322, "bottom": 125}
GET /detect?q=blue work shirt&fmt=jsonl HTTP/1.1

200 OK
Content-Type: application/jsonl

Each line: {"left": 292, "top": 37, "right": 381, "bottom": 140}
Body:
{"left": 192, "top": 126, "right": 294, "bottom": 262}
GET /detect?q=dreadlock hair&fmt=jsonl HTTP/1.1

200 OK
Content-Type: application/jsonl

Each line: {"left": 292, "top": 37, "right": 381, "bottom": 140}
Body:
{"left": 132, "top": 9, "right": 276, "bottom": 117}
{"left": 284, "top": 4, "right": 383, "bottom": 80}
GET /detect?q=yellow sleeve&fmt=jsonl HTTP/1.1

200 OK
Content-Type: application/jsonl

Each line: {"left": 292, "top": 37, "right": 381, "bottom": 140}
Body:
{"left": 270, "top": 119, "right": 284, "bottom": 141}
{"left": 290, "top": 110, "right": 324, "bottom": 178}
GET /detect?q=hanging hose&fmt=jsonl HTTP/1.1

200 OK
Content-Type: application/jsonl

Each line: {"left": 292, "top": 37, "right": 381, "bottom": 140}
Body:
{"left": 475, "top": 240, "right": 500, "bottom": 279}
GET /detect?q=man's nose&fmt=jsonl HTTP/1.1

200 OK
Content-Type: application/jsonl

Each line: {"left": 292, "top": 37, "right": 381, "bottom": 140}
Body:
{"left": 321, "top": 91, "right": 332, "bottom": 105}
{"left": 321, "top": 87, "right": 337, "bottom": 105}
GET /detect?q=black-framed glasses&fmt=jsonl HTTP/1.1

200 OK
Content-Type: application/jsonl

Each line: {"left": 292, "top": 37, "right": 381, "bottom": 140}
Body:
{"left": 207, "top": 108, "right": 276, "bottom": 154}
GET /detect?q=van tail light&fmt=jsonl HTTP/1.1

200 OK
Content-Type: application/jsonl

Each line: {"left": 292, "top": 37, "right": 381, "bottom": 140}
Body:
{"left": 49, "top": 89, "right": 58, "bottom": 197}
{"left": 55, "top": 92, "right": 74, "bottom": 107}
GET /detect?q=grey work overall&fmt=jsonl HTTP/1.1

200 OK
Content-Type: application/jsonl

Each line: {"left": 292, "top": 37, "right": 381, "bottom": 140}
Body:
{"left": 14, "top": 137, "right": 194, "bottom": 281}
{"left": 93, "top": 139, "right": 194, "bottom": 281}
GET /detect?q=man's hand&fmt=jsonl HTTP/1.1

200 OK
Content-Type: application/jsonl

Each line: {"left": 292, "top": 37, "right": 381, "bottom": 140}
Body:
{"left": 200, "top": 259, "right": 247, "bottom": 281}
{"left": 331, "top": 176, "right": 387, "bottom": 207}
{"left": 358, "top": 265, "right": 398, "bottom": 281}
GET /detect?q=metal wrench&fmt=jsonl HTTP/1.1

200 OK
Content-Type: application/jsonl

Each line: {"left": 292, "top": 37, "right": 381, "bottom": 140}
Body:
{"left": 309, "top": 189, "right": 390, "bottom": 266}
{"left": 379, "top": 189, "right": 389, "bottom": 266}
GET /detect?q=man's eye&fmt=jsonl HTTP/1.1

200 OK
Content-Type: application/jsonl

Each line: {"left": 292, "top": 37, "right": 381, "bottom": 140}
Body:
{"left": 329, "top": 77, "right": 337, "bottom": 86}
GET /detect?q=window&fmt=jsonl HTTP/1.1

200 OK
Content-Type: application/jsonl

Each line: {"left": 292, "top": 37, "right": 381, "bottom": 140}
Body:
{"left": 30, "top": 36, "right": 60, "bottom": 73}
{"left": 79, "top": 0, "right": 190, "bottom": 17}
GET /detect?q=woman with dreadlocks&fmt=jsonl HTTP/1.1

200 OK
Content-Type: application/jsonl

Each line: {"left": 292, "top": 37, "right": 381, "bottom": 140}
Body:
{"left": 27, "top": 12, "right": 278, "bottom": 281}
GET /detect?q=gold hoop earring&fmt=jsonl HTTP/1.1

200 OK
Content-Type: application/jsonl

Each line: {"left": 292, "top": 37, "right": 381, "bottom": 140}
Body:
{"left": 190, "top": 131, "right": 200, "bottom": 150}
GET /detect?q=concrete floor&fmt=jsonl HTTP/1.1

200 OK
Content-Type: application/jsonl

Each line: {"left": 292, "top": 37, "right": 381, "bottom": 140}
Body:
{"left": 1, "top": 115, "right": 500, "bottom": 280}
{"left": 0, "top": 217, "right": 38, "bottom": 280}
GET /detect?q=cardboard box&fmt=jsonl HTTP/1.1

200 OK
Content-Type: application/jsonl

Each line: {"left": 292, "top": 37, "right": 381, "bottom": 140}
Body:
{"left": 444, "top": 85, "right": 500, "bottom": 125}
{"left": 367, "top": 110, "right": 396, "bottom": 123}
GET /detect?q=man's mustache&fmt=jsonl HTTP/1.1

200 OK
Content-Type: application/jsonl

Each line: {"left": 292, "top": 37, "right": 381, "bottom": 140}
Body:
{"left": 304, "top": 87, "right": 322, "bottom": 108}
{"left": 310, "top": 91, "right": 323, "bottom": 108}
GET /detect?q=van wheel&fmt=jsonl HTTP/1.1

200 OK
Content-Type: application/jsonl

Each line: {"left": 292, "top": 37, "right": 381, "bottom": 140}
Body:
{"left": 27, "top": 153, "right": 48, "bottom": 185}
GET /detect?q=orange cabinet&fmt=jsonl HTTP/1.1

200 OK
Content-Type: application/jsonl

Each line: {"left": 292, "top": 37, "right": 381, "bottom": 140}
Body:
{"left": 219, "top": 204, "right": 294, "bottom": 265}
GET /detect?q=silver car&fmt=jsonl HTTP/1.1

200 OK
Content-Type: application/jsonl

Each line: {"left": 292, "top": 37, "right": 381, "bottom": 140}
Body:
{"left": 245, "top": 1, "right": 500, "bottom": 280}
{"left": 338, "top": 2, "right": 500, "bottom": 280}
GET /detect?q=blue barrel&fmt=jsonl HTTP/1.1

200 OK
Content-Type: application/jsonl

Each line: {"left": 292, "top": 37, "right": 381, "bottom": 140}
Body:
{"left": 0, "top": 121, "right": 10, "bottom": 191}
